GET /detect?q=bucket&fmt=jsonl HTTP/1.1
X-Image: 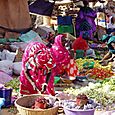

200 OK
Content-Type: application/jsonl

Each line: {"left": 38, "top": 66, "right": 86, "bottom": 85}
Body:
{"left": 0, "top": 88, "right": 12, "bottom": 107}
{"left": 64, "top": 107, "right": 95, "bottom": 115}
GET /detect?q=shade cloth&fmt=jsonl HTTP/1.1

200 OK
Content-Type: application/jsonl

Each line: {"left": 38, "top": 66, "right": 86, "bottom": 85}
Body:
{"left": 29, "top": 0, "right": 55, "bottom": 16}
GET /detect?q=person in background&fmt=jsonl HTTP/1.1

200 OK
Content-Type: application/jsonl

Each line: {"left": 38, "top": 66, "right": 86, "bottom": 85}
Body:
{"left": 72, "top": 36, "right": 88, "bottom": 54}
{"left": 20, "top": 42, "right": 56, "bottom": 96}
{"left": 75, "top": 0, "right": 97, "bottom": 40}
{"left": 106, "top": 14, "right": 115, "bottom": 34}
{"left": 0, "top": 0, "right": 31, "bottom": 38}
{"left": 72, "top": 32, "right": 96, "bottom": 59}
{"left": 72, "top": 33, "right": 89, "bottom": 58}
{"left": 100, "top": 33, "right": 115, "bottom": 65}
{"left": 50, "top": 35, "right": 79, "bottom": 81}
{"left": 82, "top": 32, "right": 96, "bottom": 58}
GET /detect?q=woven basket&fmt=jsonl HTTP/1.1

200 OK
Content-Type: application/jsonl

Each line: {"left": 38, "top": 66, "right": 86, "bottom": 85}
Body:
{"left": 15, "top": 94, "right": 59, "bottom": 115}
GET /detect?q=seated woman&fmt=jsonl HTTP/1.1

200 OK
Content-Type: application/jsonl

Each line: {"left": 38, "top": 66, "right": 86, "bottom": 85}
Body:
{"left": 72, "top": 36, "right": 88, "bottom": 51}
{"left": 72, "top": 33, "right": 96, "bottom": 59}
{"left": 50, "top": 34, "right": 79, "bottom": 81}
{"left": 20, "top": 42, "right": 56, "bottom": 96}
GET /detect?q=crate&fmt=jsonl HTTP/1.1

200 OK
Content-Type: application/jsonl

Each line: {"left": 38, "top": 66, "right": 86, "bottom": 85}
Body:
{"left": 0, "top": 88, "right": 12, "bottom": 107}
{"left": 58, "top": 25, "right": 74, "bottom": 34}
{"left": 57, "top": 16, "right": 72, "bottom": 25}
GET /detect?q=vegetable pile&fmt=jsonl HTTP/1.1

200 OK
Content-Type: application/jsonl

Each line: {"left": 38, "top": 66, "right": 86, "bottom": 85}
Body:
{"left": 86, "top": 68, "right": 113, "bottom": 80}
{"left": 64, "top": 78, "right": 115, "bottom": 110}
{"left": 76, "top": 58, "right": 114, "bottom": 80}
{"left": 31, "top": 97, "right": 53, "bottom": 109}
{"left": 76, "top": 58, "right": 112, "bottom": 71}
{"left": 5, "top": 78, "right": 20, "bottom": 92}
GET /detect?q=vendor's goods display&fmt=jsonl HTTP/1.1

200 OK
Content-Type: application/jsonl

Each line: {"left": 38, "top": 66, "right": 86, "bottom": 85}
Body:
{"left": 31, "top": 96, "right": 53, "bottom": 109}
{"left": 64, "top": 78, "right": 115, "bottom": 111}
{"left": 76, "top": 58, "right": 112, "bottom": 71}
{"left": 76, "top": 58, "right": 114, "bottom": 79}
{"left": 86, "top": 68, "right": 113, "bottom": 80}
{"left": 5, "top": 78, "right": 20, "bottom": 92}
{"left": 15, "top": 94, "right": 59, "bottom": 115}
{"left": 59, "top": 94, "right": 97, "bottom": 115}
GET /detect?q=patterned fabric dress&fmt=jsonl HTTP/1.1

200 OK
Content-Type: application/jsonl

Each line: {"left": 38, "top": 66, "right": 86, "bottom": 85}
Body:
{"left": 50, "top": 35, "right": 79, "bottom": 80}
{"left": 76, "top": 6, "right": 97, "bottom": 39}
{"left": 20, "top": 42, "right": 55, "bottom": 95}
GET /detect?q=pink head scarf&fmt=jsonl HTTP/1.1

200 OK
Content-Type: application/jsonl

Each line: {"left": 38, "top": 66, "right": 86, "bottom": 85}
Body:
{"left": 51, "top": 35, "right": 70, "bottom": 69}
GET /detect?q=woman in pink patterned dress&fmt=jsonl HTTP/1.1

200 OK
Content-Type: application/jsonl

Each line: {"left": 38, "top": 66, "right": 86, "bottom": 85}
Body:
{"left": 20, "top": 42, "right": 55, "bottom": 96}
{"left": 50, "top": 35, "right": 79, "bottom": 80}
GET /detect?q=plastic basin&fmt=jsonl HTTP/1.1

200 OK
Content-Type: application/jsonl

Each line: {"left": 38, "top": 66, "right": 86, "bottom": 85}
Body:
{"left": 64, "top": 107, "right": 95, "bottom": 115}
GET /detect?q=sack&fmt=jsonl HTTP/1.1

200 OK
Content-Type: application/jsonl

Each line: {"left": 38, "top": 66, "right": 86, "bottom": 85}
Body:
{"left": 19, "top": 30, "right": 42, "bottom": 43}
{"left": 1, "top": 50, "right": 16, "bottom": 62}
{"left": 0, "top": 60, "right": 13, "bottom": 76}
{"left": 13, "top": 62, "right": 22, "bottom": 75}
{"left": 0, "top": 71, "right": 13, "bottom": 84}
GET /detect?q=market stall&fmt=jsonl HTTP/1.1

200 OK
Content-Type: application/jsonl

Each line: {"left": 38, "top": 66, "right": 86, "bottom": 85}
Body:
{"left": 0, "top": 0, "right": 115, "bottom": 115}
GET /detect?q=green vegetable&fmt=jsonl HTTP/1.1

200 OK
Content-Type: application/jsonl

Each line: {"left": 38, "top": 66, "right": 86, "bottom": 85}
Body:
{"left": 64, "top": 78, "right": 115, "bottom": 110}
{"left": 5, "top": 78, "right": 20, "bottom": 92}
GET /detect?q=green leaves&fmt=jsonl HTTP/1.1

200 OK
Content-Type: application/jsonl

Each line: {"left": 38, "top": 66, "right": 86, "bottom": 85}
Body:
{"left": 64, "top": 78, "right": 115, "bottom": 110}
{"left": 5, "top": 78, "right": 20, "bottom": 92}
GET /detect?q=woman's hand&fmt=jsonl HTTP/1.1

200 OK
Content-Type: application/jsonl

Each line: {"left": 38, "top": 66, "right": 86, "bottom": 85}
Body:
{"left": 69, "top": 49, "right": 75, "bottom": 59}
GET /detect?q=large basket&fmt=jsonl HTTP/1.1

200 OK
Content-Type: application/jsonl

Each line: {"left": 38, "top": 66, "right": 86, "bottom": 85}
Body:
{"left": 15, "top": 94, "right": 59, "bottom": 115}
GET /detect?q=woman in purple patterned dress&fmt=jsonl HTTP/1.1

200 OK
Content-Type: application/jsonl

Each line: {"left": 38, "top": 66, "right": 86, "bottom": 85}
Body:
{"left": 76, "top": 0, "right": 97, "bottom": 40}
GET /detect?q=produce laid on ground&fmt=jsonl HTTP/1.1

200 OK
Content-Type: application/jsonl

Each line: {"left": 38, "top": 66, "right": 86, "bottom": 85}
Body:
{"left": 76, "top": 58, "right": 114, "bottom": 80}
{"left": 1, "top": 57, "right": 114, "bottom": 115}
{"left": 64, "top": 78, "right": 115, "bottom": 110}
{"left": 76, "top": 58, "right": 112, "bottom": 71}
{"left": 4, "top": 78, "right": 20, "bottom": 92}
{"left": 86, "top": 68, "right": 113, "bottom": 80}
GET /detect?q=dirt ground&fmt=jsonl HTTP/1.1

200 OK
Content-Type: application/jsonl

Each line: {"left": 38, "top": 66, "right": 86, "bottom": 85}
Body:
{"left": 1, "top": 108, "right": 19, "bottom": 115}
{"left": 1, "top": 108, "right": 114, "bottom": 115}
